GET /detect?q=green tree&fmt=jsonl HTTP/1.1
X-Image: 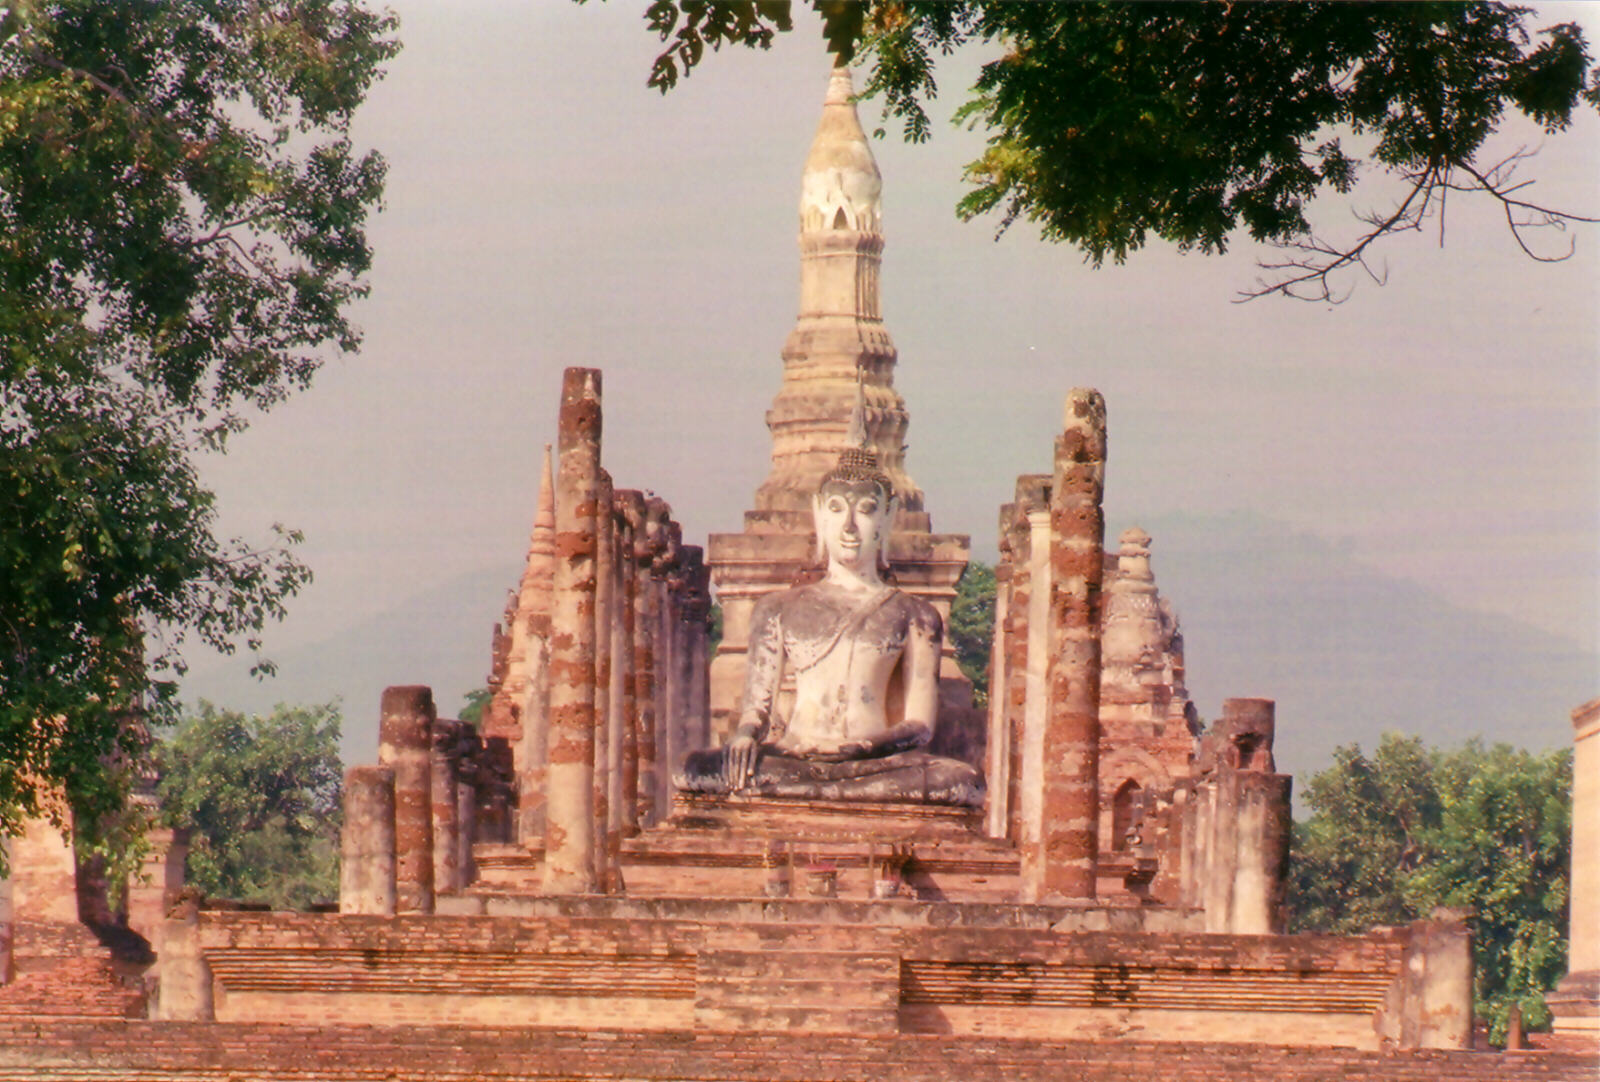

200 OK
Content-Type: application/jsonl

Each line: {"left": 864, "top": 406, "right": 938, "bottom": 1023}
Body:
{"left": 638, "top": 1, "right": 1598, "bottom": 300}
{"left": 1410, "top": 742, "right": 1572, "bottom": 1042}
{"left": 459, "top": 686, "right": 491, "bottom": 726}
{"left": 948, "top": 560, "right": 994, "bottom": 706}
{"left": 152, "top": 701, "right": 343, "bottom": 910}
{"left": 1290, "top": 734, "right": 1442, "bottom": 934}
{"left": 1290, "top": 734, "right": 1572, "bottom": 1045}
{"left": 0, "top": 2, "right": 398, "bottom": 859}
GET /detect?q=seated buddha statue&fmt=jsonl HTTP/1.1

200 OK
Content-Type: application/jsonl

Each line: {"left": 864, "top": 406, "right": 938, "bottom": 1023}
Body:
{"left": 676, "top": 443, "right": 984, "bottom": 807}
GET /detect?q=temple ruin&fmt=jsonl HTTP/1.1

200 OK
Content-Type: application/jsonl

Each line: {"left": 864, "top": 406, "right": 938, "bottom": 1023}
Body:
{"left": 2, "top": 65, "right": 1595, "bottom": 1081}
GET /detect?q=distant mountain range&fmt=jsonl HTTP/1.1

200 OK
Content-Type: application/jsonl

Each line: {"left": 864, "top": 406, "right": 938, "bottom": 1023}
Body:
{"left": 181, "top": 512, "right": 1595, "bottom": 791}
{"left": 1137, "top": 510, "right": 1594, "bottom": 781}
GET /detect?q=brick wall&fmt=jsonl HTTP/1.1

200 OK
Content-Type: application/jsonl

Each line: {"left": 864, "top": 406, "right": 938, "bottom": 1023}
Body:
{"left": 176, "top": 909, "right": 1423, "bottom": 1050}
{"left": 1, "top": 1019, "right": 1595, "bottom": 1081}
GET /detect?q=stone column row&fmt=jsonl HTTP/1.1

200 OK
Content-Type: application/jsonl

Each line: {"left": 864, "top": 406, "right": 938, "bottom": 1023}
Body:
{"left": 521, "top": 368, "right": 712, "bottom": 894}
{"left": 344, "top": 369, "right": 714, "bottom": 903}
{"left": 984, "top": 392, "right": 1108, "bottom": 904}
{"left": 344, "top": 686, "right": 491, "bottom": 914}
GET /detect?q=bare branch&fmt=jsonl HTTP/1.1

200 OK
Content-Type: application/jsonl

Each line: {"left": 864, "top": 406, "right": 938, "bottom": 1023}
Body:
{"left": 1237, "top": 164, "right": 1437, "bottom": 303}
{"left": 1242, "top": 145, "right": 1598, "bottom": 302}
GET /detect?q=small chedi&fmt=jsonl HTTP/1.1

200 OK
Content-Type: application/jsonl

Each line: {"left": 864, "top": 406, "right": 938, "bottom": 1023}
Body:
{"left": 4, "top": 63, "right": 1596, "bottom": 1082}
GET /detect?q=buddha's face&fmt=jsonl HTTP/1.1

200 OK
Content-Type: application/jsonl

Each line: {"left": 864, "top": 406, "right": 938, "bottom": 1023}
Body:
{"left": 813, "top": 479, "right": 891, "bottom": 573}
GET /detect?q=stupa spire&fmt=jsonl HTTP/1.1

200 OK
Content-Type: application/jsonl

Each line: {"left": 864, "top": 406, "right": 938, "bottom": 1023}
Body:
{"left": 799, "top": 64, "right": 882, "bottom": 236}
{"left": 753, "top": 63, "right": 922, "bottom": 516}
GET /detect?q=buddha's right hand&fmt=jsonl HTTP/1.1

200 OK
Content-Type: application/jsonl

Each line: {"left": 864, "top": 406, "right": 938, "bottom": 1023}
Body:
{"left": 724, "top": 730, "right": 760, "bottom": 790}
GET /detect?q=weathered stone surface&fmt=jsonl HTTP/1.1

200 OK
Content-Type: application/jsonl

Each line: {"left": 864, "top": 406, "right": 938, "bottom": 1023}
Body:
{"left": 543, "top": 368, "right": 602, "bottom": 895}
{"left": 378, "top": 685, "right": 435, "bottom": 913}
{"left": 340, "top": 765, "right": 396, "bottom": 916}
{"left": 1032, "top": 388, "right": 1107, "bottom": 902}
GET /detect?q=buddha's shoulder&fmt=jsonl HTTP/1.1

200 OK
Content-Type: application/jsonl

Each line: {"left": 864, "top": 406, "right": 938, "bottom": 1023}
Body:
{"left": 880, "top": 588, "right": 942, "bottom": 633}
{"left": 751, "top": 582, "right": 934, "bottom": 621}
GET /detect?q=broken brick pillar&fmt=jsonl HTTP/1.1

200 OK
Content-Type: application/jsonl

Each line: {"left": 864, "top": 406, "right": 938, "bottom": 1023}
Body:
{"left": 515, "top": 443, "right": 558, "bottom": 845}
{"left": 615, "top": 490, "right": 646, "bottom": 837}
{"left": 340, "top": 765, "right": 396, "bottom": 915}
{"left": 1000, "top": 503, "right": 1030, "bottom": 845}
{"left": 591, "top": 468, "right": 617, "bottom": 892}
{"left": 379, "top": 685, "right": 435, "bottom": 914}
{"left": 126, "top": 825, "right": 188, "bottom": 945}
{"left": 681, "top": 546, "right": 712, "bottom": 760}
{"left": 665, "top": 546, "right": 697, "bottom": 809}
{"left": 1380, "top": 908, "right": 1475, "bottom": 1050}
{"left": 1017, "top": 478, "right": 1053, "bottom": 898}
{"left": 983, "top": 534, "right": 1013, "bottom": 840}
{"left": 430, "top": 724, "right": 464, "bottom": 895}
{"left": 1222, "top": 698, "right": 1292, "bottom": 934}
{"left": 632, "top": 499, "right": 665, "bottom": 827}
{"left": 543, "top": 367, "right": 602, "bottom": 895}
{"left": 455, "top": 752, "right": 478, "bottom": 887}
{"left": 155, "top": 893, "right": 213, "bottom": 1021}
{"left": 651, "top": 509, "right": 682, "bottom": 824}
{"left": 604, "top": 500, "right": 628, "bottom": 846}
{"left": 1030, "top": 388, "right": 1106, "bottom": 902}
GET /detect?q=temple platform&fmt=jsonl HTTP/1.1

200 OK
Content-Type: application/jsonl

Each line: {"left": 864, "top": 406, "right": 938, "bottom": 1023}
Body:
{"left": 149, "top": 901, "right": 1474, "bottom": 1053}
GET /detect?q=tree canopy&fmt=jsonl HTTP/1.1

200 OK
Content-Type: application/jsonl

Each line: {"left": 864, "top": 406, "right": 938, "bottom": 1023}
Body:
{"left": 0, "top": 2, "right": 398, "bottom": 857}
{"left": 152, "top": 701, "right": 343, "bottom": 910}
{"left": 1291, "top": 734, "right": 1572, "bottom": 1045}
{"left": 638, "top": 1, "right": 1599, "bottom": 300}
{"left": 949, "top": 560, "right": 994, "bottom": 707}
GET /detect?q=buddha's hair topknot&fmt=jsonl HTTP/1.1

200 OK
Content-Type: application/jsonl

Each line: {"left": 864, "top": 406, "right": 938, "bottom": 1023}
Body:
{"left": 819, "top": 445, "right": 893, "bottom": 497}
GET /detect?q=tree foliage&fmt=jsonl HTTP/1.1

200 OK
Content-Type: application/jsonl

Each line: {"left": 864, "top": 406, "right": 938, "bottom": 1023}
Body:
{"left": 152, "top": 701, "right": 343, "bottom": 910}
{"left": 0, "top": 2, "right": 398, "bottom": 854}
{"left": 637, "top": 1, "right": 1599, "bottom": 299}
{"left": 948, "top": 560, "right": 994, "bottom": 706}
{"left": 1291, "top": 734, "right": 1572, "bottom": 1044}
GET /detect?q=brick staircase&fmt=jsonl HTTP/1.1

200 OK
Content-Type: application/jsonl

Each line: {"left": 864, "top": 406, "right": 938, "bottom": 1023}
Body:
{"left": 0, "top": 1020, "right": 1594, "bottom": 1081}
{"left": 0, "top": 921, "right": 148, "bottom": 1022}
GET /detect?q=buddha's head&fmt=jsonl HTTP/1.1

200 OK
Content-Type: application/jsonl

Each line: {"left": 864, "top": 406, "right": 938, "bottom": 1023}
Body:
{"left": 812, "top": 446, "right": 894, "bottom": 574}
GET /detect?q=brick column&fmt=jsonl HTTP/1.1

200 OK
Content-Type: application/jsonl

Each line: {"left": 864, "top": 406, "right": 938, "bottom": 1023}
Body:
{"left": 606, "top": 503, "right": 630, "bottom": 843}
{"left": 1036, "top": 388, "right": 1107, "bottom": 901}
{"left": 126, "top": 824, "right": 188, "bottom": 946}
{"left": 1390, "top": 909, "right": 1475, "bottom": 1050}
{"left": 983, "top": 550, "right": 1012, "bottom": 840}
{"left": 615, "top": 491, "right": 645, "bottom": 837}
{"left": 653, "top": 513, "right": 682, "bottom": 824}
{"left": 592, "top": 469, "right": 616, "bottom": 891}
{"left": 340, "top": 765, "right": 396, "bottom": 915}
{"left": 1001, "top": 505, "right": 1030, "bottom": 845}
{"left": 1018, "top": 497, "right": 1052, "bottom": 901}
{"left": 455, "top": 761, "right": 477, "bottom": 888}
{"left": 430, "top": 729, "right": 462, "bottom": 896}
{"left": 1232, "top": 770, "right": 1293, "bottom": 934}
{"left": 543, "top": 367, "right": 602, "bottom": 894}
{"left": 682, "top": 546, "right": 712, "bottom": 755}
{"left": 155, "top": 896, "right": 213, "bottom": 1021}
{"left": 518, "top": 443, "right": 557, "bottom": 846}
{"left": 378, "top": 686, "right": 434, "bottom": 913}
{"left": 633, "top": 502, "right": 662, "bottom": 827}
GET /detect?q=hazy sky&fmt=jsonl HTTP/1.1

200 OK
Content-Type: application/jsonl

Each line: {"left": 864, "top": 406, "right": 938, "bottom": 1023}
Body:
{"left": 187, "top": 2, "right": 1599, "bottom": 766}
